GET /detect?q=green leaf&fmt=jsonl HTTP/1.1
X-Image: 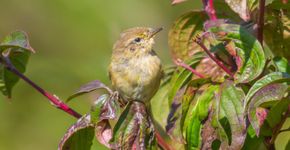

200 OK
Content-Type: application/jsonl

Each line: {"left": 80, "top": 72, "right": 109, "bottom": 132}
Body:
{"left": 184, "top": 85, "right": 219, "bottom": 149}
{"left": 207, "top": 23, "right": 266, "bottom": 83}
{"left": 247, "top": 83, "right": 288, "bottom": 135}
{"left": 217, "top": 80, "right": 246, "bottom": 149}
{"left": 0, "top": 31, "right": 34, "bottom": 97}
{"left": 58, "top": 115, "right": 94, "bottom": 150}
{"left": 112, "top": 102, "right": 156, "bottom": 149}
{"left": 168, "top": 11, "right": 208, "bottom": 60}
{"left": 151, "top": 82, "right": 170, "bottom": 128}
{"left": 0, "top": 31, "right": 34, "bottom": 53}
{"left": 186, "top": 118, "right": 201, "bottom": 149}
{"left": 151, "top": 65, "right": 176, "bottom": 128}
{"left": 168, "top": 53, "right": 204, "bottom": 105}
{"left": 245, "top": 72, "right": 290, "bottom": 106}
{"left": 0, "top": 51, "right": 30, "bottom": 97}
{"left": 273, "top": 57, "right": 290, "bottom": 73}
{"left": 242, "top": 132, "right": 267, "bottom": 150}
{"left": 266, "top": 98, "right": 290, "bottom": 128}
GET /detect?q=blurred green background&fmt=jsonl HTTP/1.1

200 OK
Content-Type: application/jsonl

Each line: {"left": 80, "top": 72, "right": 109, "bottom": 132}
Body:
{"left": 0, "top": 0, "right": 289, "bottom": 150}
{"left": 0, "top": 0, "right": 199, "bottom": 149}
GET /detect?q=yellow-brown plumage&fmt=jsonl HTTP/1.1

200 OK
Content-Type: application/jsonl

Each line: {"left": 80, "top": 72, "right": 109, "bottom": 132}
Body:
{"left": 109, "top": 27, "right": 163, "bottom": 104}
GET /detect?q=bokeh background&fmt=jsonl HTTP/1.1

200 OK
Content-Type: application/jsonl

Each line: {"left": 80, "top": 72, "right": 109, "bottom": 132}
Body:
{"left": 0, "top": 0, "right": 200, "bottom": 149}
{"left": 0, "top": 0, "right": 288, "bottom": 150}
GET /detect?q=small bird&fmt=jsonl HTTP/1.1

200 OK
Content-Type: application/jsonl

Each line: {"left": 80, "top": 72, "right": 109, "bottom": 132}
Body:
{"left": 109, "top": 27, "right": 163, "bottom": 105}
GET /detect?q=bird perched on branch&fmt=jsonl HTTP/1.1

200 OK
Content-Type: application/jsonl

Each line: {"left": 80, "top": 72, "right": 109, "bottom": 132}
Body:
{"left": 109, "top": 27, "right": 163, "bottom": 105}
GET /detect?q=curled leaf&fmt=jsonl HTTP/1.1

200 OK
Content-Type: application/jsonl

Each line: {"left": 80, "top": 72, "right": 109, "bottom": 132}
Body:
{"left": 67, "top": 80, "right": 113, "bottom": 102}
{"left": 95, "top": 120, "right": 115, "bottom": 149}
{"left": 245, "top": 72, "right": 290, "bottom": 107}
{"left": 247, "top": 83, "right": 288, "bottom": 135}
{"left": 58, "top": 115, "right": 94, "bottom": 150}
{"left": 90, "top": 94, "right": 118, "bottom": 123}
{"left": 0, "top": 31, "right": 35, "bottom": 53}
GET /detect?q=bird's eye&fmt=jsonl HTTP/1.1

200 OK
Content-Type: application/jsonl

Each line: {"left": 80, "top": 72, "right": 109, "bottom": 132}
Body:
{"left": 134, "top": 37, "right": 141, "bottom": 43}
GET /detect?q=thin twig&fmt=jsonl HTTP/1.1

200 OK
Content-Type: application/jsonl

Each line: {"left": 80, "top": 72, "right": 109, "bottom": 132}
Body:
{"left": 193, "top": 38, "right": 234, "bottom": 78}
{"left": 174, "top": 59, "right": 205, "bottom": 78}
{"left": 202, "top": 0, "right": 218, "bottom": 20}
{"left": 2, "top": 56, "right": 82, "bottom": 118}
{"left": 257, "top": 0, "right": 266, "bottom": 46}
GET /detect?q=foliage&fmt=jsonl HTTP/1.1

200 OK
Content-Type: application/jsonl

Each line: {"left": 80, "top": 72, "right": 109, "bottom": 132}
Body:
{"left": 0, "top": 0, "right": 289, "bottom": 150}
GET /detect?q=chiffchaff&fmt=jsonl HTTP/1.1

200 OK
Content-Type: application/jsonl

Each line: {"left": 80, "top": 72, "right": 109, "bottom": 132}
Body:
{"left": 109, "top": 27, "right": 163, "bottom": 104}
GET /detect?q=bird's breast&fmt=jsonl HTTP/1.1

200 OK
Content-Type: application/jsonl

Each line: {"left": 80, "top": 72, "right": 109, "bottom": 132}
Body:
{"left": 109, "top": 53, "right": 162, "bottom": 102}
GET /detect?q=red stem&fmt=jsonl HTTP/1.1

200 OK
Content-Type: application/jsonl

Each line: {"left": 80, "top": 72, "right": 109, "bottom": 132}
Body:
{"left": 155, "top": 131, "right": 173, "bottom": 150}
{"left": 194, "top": 39, "right": 234, "bottom": 78}
{"left": 202, "top": 0, "right": 217, "bottom": 20}
{"left": 257, "top": 0, "right": 265, "bottom": 46}
{"left": 3, "top": 56, "right": 82, "bottom": 118}
{"left": 174, "top": 59, "right": 205, "bottom": 78}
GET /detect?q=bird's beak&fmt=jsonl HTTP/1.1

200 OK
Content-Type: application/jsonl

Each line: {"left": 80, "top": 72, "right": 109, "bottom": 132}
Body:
{"left": 148, "top": 27, "right": 163, "bottom": 38}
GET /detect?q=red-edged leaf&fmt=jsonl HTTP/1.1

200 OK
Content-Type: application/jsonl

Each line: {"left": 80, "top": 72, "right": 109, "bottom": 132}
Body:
{"left": 112, "top": 102, "right": 157, "bottom": 149}
{"left": 90, "top": 94, "right": 118, "bottom": 123}
{"left": 0, "top": 31, "right": 35, "bottom": 53}
{"left": 247, "top": 83, "right": 288, "bottom": 135}
{"left": 67, "top": 80, "right": 112, "bottom": 102}
{"left": 58, "top": 115, "right": 94, "bottom": 150}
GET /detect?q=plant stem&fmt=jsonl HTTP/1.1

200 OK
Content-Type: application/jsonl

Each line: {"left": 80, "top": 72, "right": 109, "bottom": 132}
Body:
{"left": 155, "top": 131, "right": 173, "bottom": 150}
{"left": 194, "top": 39, "right": 234, "bottom": 78}
{"left": 3, "top": 56, "right": 82, "bottom": 118}
{"left": 174, "top": 59, "right": 205, "bottom": 78}
{"left": 2, "top": 56, "right": 172, "bottom": 150}
{"left": 202, "top": 0, "right": 217, "bottom": 20}
{"left": 257, "top": 0, "right": 265, "bottom": 46}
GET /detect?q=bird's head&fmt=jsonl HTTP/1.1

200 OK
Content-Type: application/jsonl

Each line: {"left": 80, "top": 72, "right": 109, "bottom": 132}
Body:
{"left": 113, "top": 27, "right": 162, "bottom": 56}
